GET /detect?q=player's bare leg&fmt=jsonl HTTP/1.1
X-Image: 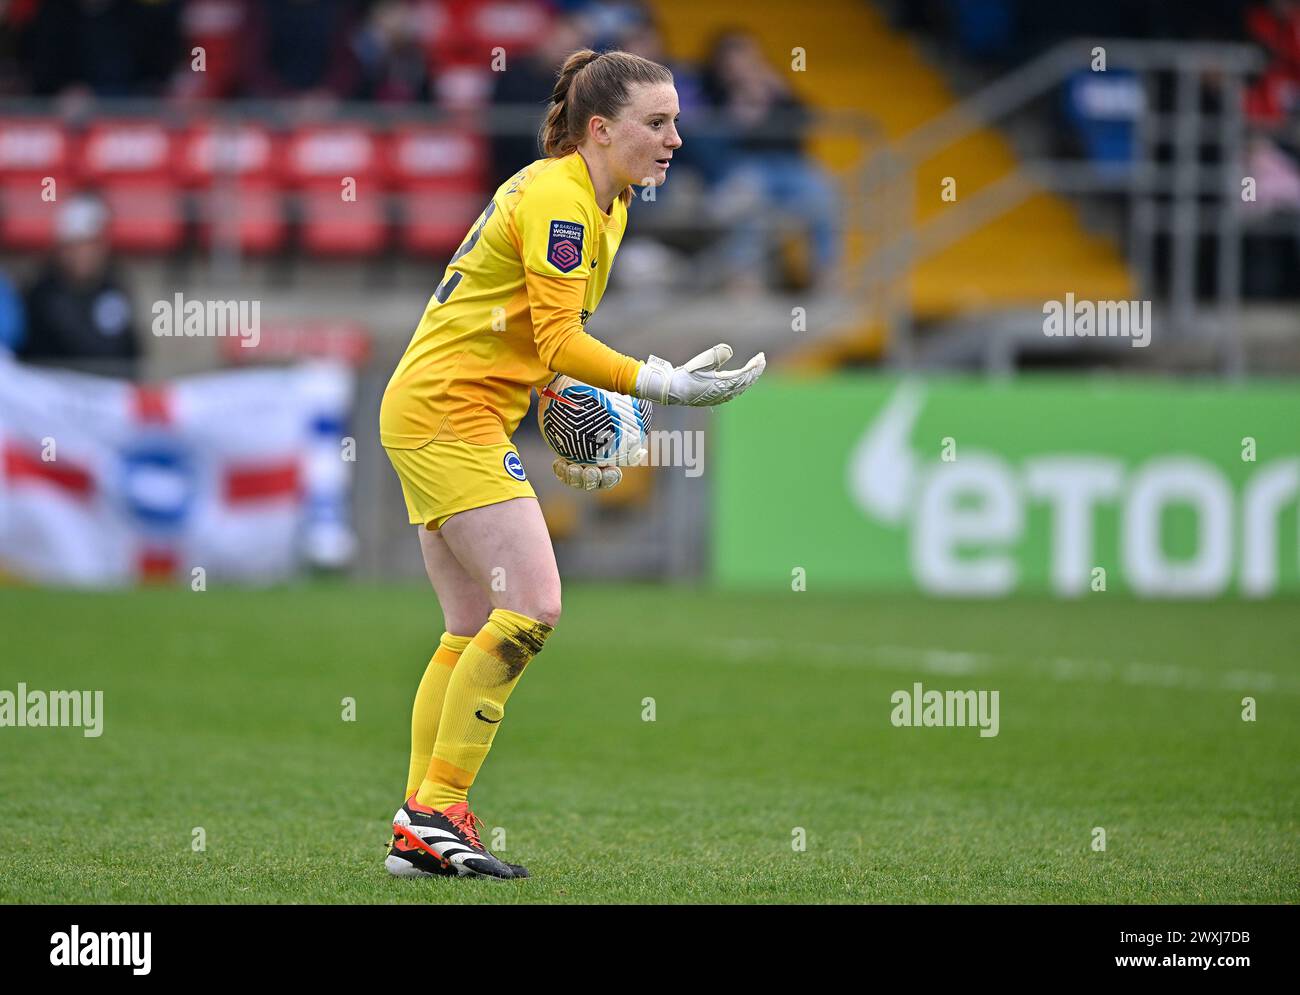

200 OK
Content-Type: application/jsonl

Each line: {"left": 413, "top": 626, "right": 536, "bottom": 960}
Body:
{"left": 418, "top": 525, "right": 494, "bottom": 637}
{"left": 385, "top": 521, "right": 532, "bottom": 879}
{"left": 437, "top": 496, "right": 562, "bottom": 625}
{"left": 386, "top": 498, "right": 557, "bottom": 880}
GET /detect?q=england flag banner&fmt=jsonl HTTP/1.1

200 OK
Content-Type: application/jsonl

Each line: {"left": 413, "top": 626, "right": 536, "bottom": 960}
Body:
{"left": 0, "top": 355, "right": 355, "bottom": 586}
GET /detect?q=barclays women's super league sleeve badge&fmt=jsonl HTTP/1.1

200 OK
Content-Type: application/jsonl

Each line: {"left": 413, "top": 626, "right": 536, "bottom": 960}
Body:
{"left": 546, "top": 219, "right": 584, "bottom": 273}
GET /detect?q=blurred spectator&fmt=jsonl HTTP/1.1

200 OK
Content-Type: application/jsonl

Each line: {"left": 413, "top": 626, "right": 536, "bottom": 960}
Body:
{"left": 1242, "top": 0, "right": 1300, "bottom": 289}
{"left": 0, "top": 1, "right": 35, "bottom": 96}
{"left": 572, "top": 0, "right": 651, "bottom": 51}
{"left": 701, "top": 30, "right": 840, "bottom": 292}
{"left": 1244, "top": 133, "right": 1300, "bottom": 212}
{"left": 19, "top": 195, "right": 141, "bottom": 378}
{"left": 0, "top": 268, "right": 24, "bottom": 353}
{"left": 350, "top": 0, "right": 433, "bottom": 103}
{"left": 1245, "top": 0, "right": 1300, "bottom": 126}
{"left": 1063, "top": 68, "right": 1142, "bottom": 177}
{"left": 487, "top": 12, "right": 591, "bottom": 188}
{"left": 238, "top": 0, "right": 361, "bottom": 101}
{"left": 948, "top": 0, "right": 1017, "bottom": 63}
{"left": 170, "top": 0, "right": 253, "bottom": 101}
{"left": 17, "top": 0, "right": 184, "bottom": 98}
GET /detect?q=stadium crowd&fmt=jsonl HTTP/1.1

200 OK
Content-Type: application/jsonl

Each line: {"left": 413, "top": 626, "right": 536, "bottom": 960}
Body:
{"left": 0, "top": 0, "right": 842, "bottom": 367}
{"left": 7, "top": 0, "right": 1298, "bottom": 368}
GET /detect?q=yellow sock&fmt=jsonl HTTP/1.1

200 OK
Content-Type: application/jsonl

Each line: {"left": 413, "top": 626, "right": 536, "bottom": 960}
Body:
{"left": 404, "top": 632, "right": 473, "bottom": 799}
{"left": 416, "top": 608, "right": 553, "bottom": 811}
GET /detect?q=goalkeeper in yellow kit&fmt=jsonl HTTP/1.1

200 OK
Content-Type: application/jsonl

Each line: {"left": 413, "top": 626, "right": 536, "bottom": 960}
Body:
{"left": 380, "top": 48, "right": 766, "bottom": 880}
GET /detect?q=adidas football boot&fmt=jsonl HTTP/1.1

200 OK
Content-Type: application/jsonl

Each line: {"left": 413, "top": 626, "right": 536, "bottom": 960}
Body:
{"left": 385, "top": 795, "right": 523, "bottom": 880}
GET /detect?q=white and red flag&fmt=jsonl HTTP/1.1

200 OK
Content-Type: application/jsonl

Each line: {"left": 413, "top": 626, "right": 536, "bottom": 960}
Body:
{"left": 0, "top": 356, "right": 354, "bottom": 586}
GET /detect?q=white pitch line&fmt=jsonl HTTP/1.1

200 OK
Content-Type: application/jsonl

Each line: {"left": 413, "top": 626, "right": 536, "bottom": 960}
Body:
{"left": 703, "top": 639, "right": 1300, "bottom": 695}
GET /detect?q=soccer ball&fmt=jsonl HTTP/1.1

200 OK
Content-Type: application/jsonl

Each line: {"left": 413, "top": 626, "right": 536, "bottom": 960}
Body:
{"left": 536, "top": 374, "right": 652, "bottom": 466}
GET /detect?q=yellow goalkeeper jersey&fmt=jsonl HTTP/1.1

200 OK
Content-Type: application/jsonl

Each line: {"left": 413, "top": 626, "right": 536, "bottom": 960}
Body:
{"left": 380, "top": 151, "right": 643, "bottom": 449}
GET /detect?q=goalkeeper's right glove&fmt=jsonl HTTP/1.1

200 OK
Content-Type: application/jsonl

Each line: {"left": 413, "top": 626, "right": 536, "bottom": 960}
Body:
{"left": 633, "top": 343, "right": 766, "bottom": 407}
{"left": 553, "top": 457, "right": 623, "bottom": 491}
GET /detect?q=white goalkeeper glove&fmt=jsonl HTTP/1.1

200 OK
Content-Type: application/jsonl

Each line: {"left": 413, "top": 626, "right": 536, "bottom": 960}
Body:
{"left": 552, "top": 457, "right": 623, "bottom": 491}
{"left": 633, "top": 343, "right": 766, "bottom": 407}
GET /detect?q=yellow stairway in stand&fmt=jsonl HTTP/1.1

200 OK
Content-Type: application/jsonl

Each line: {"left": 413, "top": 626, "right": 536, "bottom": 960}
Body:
{"left": 651, "top": 0, "right": 1135, "bottom": 364}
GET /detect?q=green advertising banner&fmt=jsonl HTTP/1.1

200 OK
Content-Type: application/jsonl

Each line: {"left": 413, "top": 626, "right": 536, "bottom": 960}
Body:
{"left": 714, "top": 376, "right": 1300, "bottom": 597}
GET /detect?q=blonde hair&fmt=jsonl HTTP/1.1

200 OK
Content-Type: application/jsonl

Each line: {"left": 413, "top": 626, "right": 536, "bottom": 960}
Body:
{"left": 539, "top": 48, "right": 674, "bottom": 207}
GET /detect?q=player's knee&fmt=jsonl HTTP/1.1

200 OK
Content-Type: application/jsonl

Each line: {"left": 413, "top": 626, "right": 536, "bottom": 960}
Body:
{"left": 528, "top": 599, "right": 561, "bottom": 629}
{"left": 512, "top": 593, "right": 560, "bottom": 629}
{"left": 444, "top": 611, "right": 490, "bottom": 637}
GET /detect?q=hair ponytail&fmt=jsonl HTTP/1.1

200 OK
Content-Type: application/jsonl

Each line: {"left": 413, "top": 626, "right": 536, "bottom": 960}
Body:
{"left": 537, "top": 48, "right": 674, "bottom": 207}
{"left": 539, "top": 49, "right": 602, "bottom": 159}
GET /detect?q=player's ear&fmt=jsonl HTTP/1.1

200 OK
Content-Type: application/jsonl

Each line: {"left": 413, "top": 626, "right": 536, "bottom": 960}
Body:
{"left": 588, "top": 115, "right": 612, "bottom": 147}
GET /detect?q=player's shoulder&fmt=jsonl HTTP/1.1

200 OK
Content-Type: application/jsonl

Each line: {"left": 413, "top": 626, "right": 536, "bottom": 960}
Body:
{"left": 512, "top": 154, "right": 595, "bottom": 221}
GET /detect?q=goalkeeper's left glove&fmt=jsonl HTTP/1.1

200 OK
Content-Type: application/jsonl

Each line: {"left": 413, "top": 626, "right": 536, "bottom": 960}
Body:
{"left": 633, "top": 343, "right": 766, "bottom": 407}
{"left": 552, "top": 457, "right": 623, "bottom": 491}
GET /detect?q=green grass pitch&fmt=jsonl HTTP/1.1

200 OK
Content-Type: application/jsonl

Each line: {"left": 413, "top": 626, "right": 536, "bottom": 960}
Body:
{"left": 1, "top": 584, "right": 1296, "bottom": 904}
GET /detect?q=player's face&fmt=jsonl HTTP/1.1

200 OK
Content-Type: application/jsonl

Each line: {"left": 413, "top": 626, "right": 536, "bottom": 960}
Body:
{"left": 608, "top": 82, "right": 681, "bottom": 188}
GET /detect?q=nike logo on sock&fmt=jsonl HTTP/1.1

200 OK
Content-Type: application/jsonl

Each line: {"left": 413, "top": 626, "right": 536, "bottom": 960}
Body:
{"left": 475, "top": 709, "right": 502, "bottom": 724}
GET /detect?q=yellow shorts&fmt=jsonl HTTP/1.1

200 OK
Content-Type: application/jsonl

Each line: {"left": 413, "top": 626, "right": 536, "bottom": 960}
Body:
{"left": 384, "top": 438, "right": 537, "bottom": 530}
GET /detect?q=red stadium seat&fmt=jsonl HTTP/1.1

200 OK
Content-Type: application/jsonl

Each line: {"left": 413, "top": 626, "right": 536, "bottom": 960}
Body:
{"left": 465, "top": 1, "right": 549, "bottom": 60}
{"left": 178, "top": 122, "right": 279, "bottom": 186}
{"left": 421, "top": 0, "right": 548, "bottom": 68}
{"left": 385, "top": 125, "right": 485, "bottom": 186}
{"left": 415, "top": 0, "right": 470, "bottom": 68}
{"left": 436, "top": 66, "right": 494, "bottom": 109}
{"left": 0, "top": 178, "right": 73, "bottom": 250}
{"left": 180, "top": 122, "right": 287, "bottom": 254}
{"left": 0, "top": 118, "right": 72, "bottom": 250}
{"left": 407, "top": 2, "right": 502, "bottom": 106}
{"left": 79, "top": 121, "right": 183, "bottom": 252}
{"left": 399, "top": 181, "right": 486, "bottom": 255}
{"left": 0, "top": 118, "right": 70, "bottom": 175}
{"left": 285, "top": 125, "right": 388, "bottom": 256}
{"left": 298, "top": 180, "right": 388, "bottom": 256}
{"left": 385, "top": 126, "right": 486, "bottom": 255}
{"left": 203, "top": 182, "right": 288, "bottom": 255}
{"left": 283, "top": 124, "right": 381, "bottom": 187}
{"left": 80, "top": 121, "right": 175, "bottom": 181}
{"left": 99, "top": 183, "right": 186, "bottom": 253}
